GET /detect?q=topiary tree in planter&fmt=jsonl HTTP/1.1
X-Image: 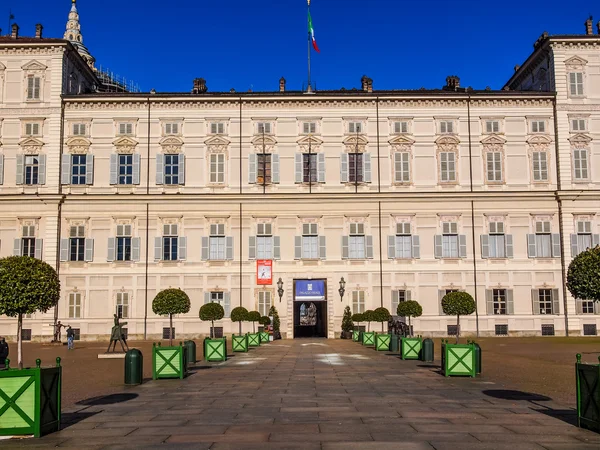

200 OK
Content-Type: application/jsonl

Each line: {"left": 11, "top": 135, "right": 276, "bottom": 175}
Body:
{"left": 152, "top": 288, "right": 191, "bottom": 346}
{"left": 441, "top": 292, "right": 476, "bottom": 344}
{"left": 351, "top": 313, "right": 364, "bottom": 330}
{"left": 269, "top": 306, "right": 281, "bottom": 338}
{"left": 373, "top": 307, "right": 391, "bottom": 333}
{"left": 230, "top": 306, "right": 249, "bottom": 335}
{"left": 567, "top": 246, "right": 600, "bottom": 305}
{"left": 0, "top": 256, "right": 60, "bottom": 369}
{"left": 363, "top": 310, "right": 374, "bottom": 332}
{"left": 247, "top": 310, "right": 261, "bottom": 333}
{"left": 259, "top": 316, "right": 271, "bottom": 327}
{"left": 341, "top": 306, "right": 353, "bottom": 338}
{"left": 396, "top": 300, "right": 422, "bottom": 337}
{"left": 199, "top": 302, "right": 225, "bottom": 338}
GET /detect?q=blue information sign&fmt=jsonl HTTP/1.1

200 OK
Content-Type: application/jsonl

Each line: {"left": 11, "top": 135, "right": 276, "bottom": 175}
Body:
{"left": 295, "top": 280, "right": 325, "bottom": 301}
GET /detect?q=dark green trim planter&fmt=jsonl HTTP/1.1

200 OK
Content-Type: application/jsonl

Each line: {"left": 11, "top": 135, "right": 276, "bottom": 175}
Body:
{"left": 248, "top": 333, "right": 261, "bottom": 347}
{"left": 576, "top": 354, "right": 600, "bottom": 432}
{"left": 444, "top": 343, "right": 476, "bottom": 377}
{"left": 401, "top": 337, "right": 423, "bottom": 360}
{"left": 232, "top": 334, "right": 249, "bottom": 352}
{"left": 0, "top": 358, "right": 62, "bottom": 438}
{"left": 362, "top": 331, "right": 375, "bottom": 346}
{"left": 152, "top": 343, "right": 187, "bottom": 379}
{"left": 259, "top": 331, "right": 270, "bottom": 343}
{"left": 352, "top": 330, "right": 360, "bottom": 342}
{"left": 204, "top": 337, "right": 227, "bottom": 362}
{"left": 375, "top": 333, "right": 391, "bottom": 351}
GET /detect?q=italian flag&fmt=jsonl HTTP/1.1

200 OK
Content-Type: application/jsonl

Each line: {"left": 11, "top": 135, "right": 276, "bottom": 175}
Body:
{"left": 308, "top": 10, "right": 320, "bottom": 53}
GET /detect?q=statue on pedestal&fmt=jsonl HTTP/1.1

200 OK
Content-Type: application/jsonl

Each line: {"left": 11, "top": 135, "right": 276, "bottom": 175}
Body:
{"left": 106, "top": 314, "right": 129, "bottom": 353}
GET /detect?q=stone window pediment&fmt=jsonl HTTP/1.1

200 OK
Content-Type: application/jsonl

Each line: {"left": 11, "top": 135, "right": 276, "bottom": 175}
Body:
{"left": 66, "top": 137, "right": 91, "bottom": 154}
{"left": 481, "top": 135, "right": 506, "bottom": 146}
{"left": 0, "top": 62, "right": 5, "bottom": 71}
{"left": 343, "top": 135, "right": 368, "bottom": 152}
{"left": 435, "top": 135, "right": 460, "bottom": 152}
{"left": 388, "top": 135, "right": 415, "bottom": 146}
{"left": 113, "top": 136, "right": 138, "bottom": 154}
{"left": 526, "top": 134, "right": 552, "bottom": 149}
{"left": 251, "top": 134, "right": 277, "bottom": 153}
{"left": 565, "top": 56, "right": 588, "bottom": 69}
{"left": 297, "top": 135, "right": 323, "bottom": 152}
{"left": 19, "top": 137, "right": 45, "bottom": 153}
{"left": 569, "top": 133, "right": 592, "bottom": 149}
{"left": 159, "top": 136, "right": 184, "bottom": 154}
{"left": 21, "top": 60, "right": 47, "bottom": 71}
{"left": 204, "top": 135, "right": 230, "bottom": 146}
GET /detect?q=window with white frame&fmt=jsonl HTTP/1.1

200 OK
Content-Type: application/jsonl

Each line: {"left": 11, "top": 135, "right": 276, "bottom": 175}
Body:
{"left": 442, "top": 222, "right": 459, "bottom": 258}
{"left": 394, "top": 152, "right": 410, "bottom": 183}
{"left": 486, "top": 151, "right": 502, "bottom": 182}
{"left": 72, "top": 123, "right": 87, "bottom": 136}
{"left": 573, "top": 148, "right": 589, "bottom": 181}
{"left": 256, "top": 223, "right": 273, "bottom": 260}
{"left": 348, "top": 122, "right": 363, "bottom": 134}
{"left": 164, "top": 154, "right": 180, "bottom": 185}
{"left": 572, "top": 220, "right": 597, "bottom": 257}
{"left": 164, "top": 123, "right": 179, "bottom": 135}
{"left": 578, "top": 298, "right": 595, "bottom": 314}
{"left": 439, "top": 121, "right": 454, "bottom": 134}
{"left": 26, "top": 75, "right": 41, "bottom": 100}
{"left": 535, "top": 221, "right": 551, "bottom": 258}
{"left": 24, "top": 122, "right": 41, "bottom": 136}
{"left": 571, "top": 118, "right": 587, "bottom": 132}
{"left": 210, "top": 291, "right": 225, "bottom": 308}
{"left": 21, "top": 225, "right": 36, "bottom": 257}
{"left": 68, "top": 293, "right": 81, "bottom": 319}
{"left": 488, "top": 221, "right": 506, "bottom": 258}
{"left": 569, "top": 72, "right": 584, "bottom": 96}
{"left": 439, "top": 152, "right": 456, "bottom": 182}
{"left": 302, "top": 223, "right": 319, "bottom": 259}
{"left": 532, "top": 151, "right": 548, "bottom": 182}
{"left": 302, "top": 121, "right": 317, "bottom": 134}
{"left": 116, "top": 224, "right": 132, "bottom": 261}
{"left": 24, "top": 155, "right": 40, "bottom": 185}
{"left": 392, "top": 121, "right": 408, "bottom": 134}
{"left": 209, "top": 153, "right": 225, "bottom": 184}
{"left": 162, "top": 224, "right": 178, "bottom": 261}
{"left": 352, "top": 291, "right": 365, "bottom": 314}
{"left": 492, "top": 289, "right": 507, "bottom": 315}
{"left": 117, "top": 122, "right": 133, "bottom": 136}
{"left": 395, "top": 223, "right": 412, "bottom": 259}
{"left": 485, "top": 120, "right": 500, "bottom": 134}
{"left": 391, "top": 289, "right": 408, "bottom": 316}
{"left": 70, "top": 155, "right": 87, "bottom": 185}
{"left": 116, "top": 292, "right": 129, "bottom": 318}
{"left": 257, "top": 122, "right": 272, "bottom": 134}
{"left": 69, "top": 225, "right": 86, "bottom": 262}
{"left": 209, "top": 122, "right": 225, "bottom": 135}
{"left": 531, "top": 120, "right": 546, "bottom": 133}
{"left": 258, "top": 291, "right": 272, "bottom": 317}
{"left": 538, "top": 289, "right": 553, "bottom": 314}
{"left": 348, "top": 223, "right": 366, "bottom": 259}
{"left": 118, "top": 154, "right": 133, "bottom": 185}
{"left": 209, "top": 224, "right": 226, "bottom": 260}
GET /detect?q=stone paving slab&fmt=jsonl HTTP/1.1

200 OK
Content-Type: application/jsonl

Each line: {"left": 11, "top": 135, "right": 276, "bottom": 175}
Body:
{"left": 5, "top": 338, "right": 599, "bottom": 449}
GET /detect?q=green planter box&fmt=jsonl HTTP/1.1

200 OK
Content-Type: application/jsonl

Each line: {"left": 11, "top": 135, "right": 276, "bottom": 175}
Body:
{"left": 444, "top": 343, "right": 476, "bottom": 377}
{"left": 375, "top": 333, "right": 391, "bottom": 351}
{"left": 259, "top": 331, "right": 270, "bottom": 343}
{"left": 362, "top": 331, "right": 375, "bottom": 346}
{"left": 401, "top": 337, "right": 423, "bottom": 360}
{"left": 152, "top": 343, "right": 187, "bottom": 379}
{"left": 0, "top": 358, "right": 62, "bottom": 438}
{"left": 352, "top": 330, "right": 360, "bottom": 342}
{"left": 204, "top": 337, "right": 227, "bottom": 362}
{"left": 232, "top": 334, "right": 249, "bottom": 353}
{"left": 576, "top": 354, "right": 600, "bottom": 432}
{"left": 248, "top": 333, "right": 261, "bottom": 347}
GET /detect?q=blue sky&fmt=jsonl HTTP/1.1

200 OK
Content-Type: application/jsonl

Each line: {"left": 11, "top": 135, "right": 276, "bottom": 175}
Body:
{"left": 7, "top": 0, "right": 599, "bottom": 92}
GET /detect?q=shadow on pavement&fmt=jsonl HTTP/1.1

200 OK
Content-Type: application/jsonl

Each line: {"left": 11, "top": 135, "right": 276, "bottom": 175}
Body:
{"left": 61, "top": 410, "right": 100, "bottom": 428}
{"left": 76, "top": 393, "right": 138, "bottom": 406}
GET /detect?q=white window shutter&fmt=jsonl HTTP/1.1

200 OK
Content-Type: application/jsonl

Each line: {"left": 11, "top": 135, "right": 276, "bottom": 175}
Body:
{"left": 204, "top": 292, "right": 211, "bottom": 304}
{"left": 226, "top": 236, "right": 234, "bottom": 260}
{"left": 507, "top": 290, "right": 514, "bottom": 315}
{"left": 438, "top": 290, "right": 446, "bottom": 315}
{"left": 34, "top": 239, "right": 43, "bottom": 259}
{"left": 132, "top": 237, "right": 141, "bottom": 262}
{"left": 363, "top": 153, "right": 372, "bottom": 183}
{"left": 392, "top": 290, "right": 399, "bottom": 316}
{"left": 178, "top": 237, "right": 187, "bottom": 260}
{"left": 576, "top": 299, "right": 583, "bottom": 314}
{"left": 366, "top": 235, "right": 374, "bottom": 259}
{"left": 61, "top": 155, "right": 71, "bottom": 185}
{"left": 411, "top": 235, "right": 420, "bottom": 259}
{"left": 505, "top": 234, "right": 513, "bottom": 258}
{"left": 154, "top": 237, "right": 162, "bottom": 261}
{"left": 485, "top": 290, "right": 493, "bottom": 315}
{"left": 248, "top": 153, "right": 257, "bottom": 184}
{"left": 248, "top": 236, "right": 256, "bottom": 260}
{"left": 84, "top": 239, "right": 94, "bottom": 262}
{"left": 38, "top": 155, "right": 46, "bottom": 185}
{"left": 593, "top": 234, "right": 600, "bottom": 248}
{"left": 459, "top": 235, "right": 467, "bottom": 258}
{"left": 85, "top": 154, "right": 94, "bottom": 185}
{"left": 387, "top": 236, "right": 395, "bottom": 259}
{"left": 273, "top": 236, "right": 281, "bottom": 260}
{"left": 341, "top": 236, "right": 349, "bottom": 259}
{"left": 0, "top": 153, "right": 3, "bottom": 185}
{"left": 13, "top": 239, "right": 22, "bottom": 256}
{"left": 60, "top": 239, "right": 69, "bottom": 262}
{"left": 531, "top": 289, "right": 540, "bottom": 314}
{"left": 132, "top": 154, "right": 141, "bottom": 185}
{"left": 294, "top": 236, "right": 302, "bottom": 260}
{"left": 552, "top": 289, "right": 560, "bottom": 315}
{"left": 434, "top": 235, "right": 443, "bottom": 258}
{"left": 527, "top": 234, "right": 537, "bottom": 258}
{"left": 272, "top": 154, "right": 280, "bottom": 184}
{"left": 15, "top": 155, "right": 24, "bottom": 185}
{"left": 109, "top": 154, "right": 118, "bottom": 185}
{"left": 107, "top": 238, "right": 116, "bottom": 262}
{"left": 295, "top": 153, "right": 303, "bottom": 183}
{"left": 201, "top": 237, "right": 209, "bottom": 260}
{"left": 340, "top": 153, "right": 348, "bottom": 183}
{"left": 570, "top": 234, "right": 579, "bottom": 257}
{"left": 178, "top": 153, "right": 185, "bottom": 185}
{"left": 224, "top": 293, "right": 231, "bottom": 318}
{"left": 551, "top": 234, "right": 561, "bottom": 257}
{"left": 156, "top": 154, "right": 164, "bottom": 185}
{"left": 319, "top": 236, "right": 327, "bottom": 260}
{"left": 481, "top": 235, "right": 489, "bottom": 259}
{"left": 317, "top": 153, "right": 326, "bottom": 183}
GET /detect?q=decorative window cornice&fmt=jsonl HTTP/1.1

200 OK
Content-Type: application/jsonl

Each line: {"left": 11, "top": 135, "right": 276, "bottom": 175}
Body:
{"left": 66, "top": 136, "right": 91, "bottom": 154}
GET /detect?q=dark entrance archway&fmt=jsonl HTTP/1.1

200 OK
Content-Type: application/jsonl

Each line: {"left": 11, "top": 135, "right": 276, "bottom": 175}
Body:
{"left": 293, "top": 279, "right": 327, "bottom": 338}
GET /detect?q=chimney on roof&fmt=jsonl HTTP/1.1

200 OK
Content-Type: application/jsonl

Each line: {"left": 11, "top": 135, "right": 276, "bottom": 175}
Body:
{"left": 11, "top": 23, "right": 18, "bottom": 39}
{"left": 35, "top": 24, "right": 43, "bottom": 39}
{"left": 585, "top": 16, "right": 593, "bottom": 35}
{"left": 279, "top": 77, "right": 286, "bottom": 92}
{"left": 192, "top": 78, "right": 207, "bottom": 94}
{"left": 514, "top": 64, "right": 521, "bottom": 72}
{"left": 445, "top": 75, "right": 460, "bottom": 91}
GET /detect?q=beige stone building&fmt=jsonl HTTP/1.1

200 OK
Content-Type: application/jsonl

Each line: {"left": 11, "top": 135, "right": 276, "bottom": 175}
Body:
{"left": 1, "top": 2, "right": 599, "bottom": 340}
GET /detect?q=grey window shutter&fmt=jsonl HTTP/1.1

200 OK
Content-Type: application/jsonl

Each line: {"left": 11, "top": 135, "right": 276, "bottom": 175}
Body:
{"left": 109, "top": 154, "right": 118, "bottom": 185}
{"left": 201, "top": 237, "right": 209, "bottom": 260}
{"left": 341, "top": 236, "right": 349, "bottom": 259}
{"left": 294, "top": 236, "right": 302, "bottom": 259}
{"left": 16, "top": 155, "right": 25, "bottom": 185}
{"left": 595, "top": 301, "right": 600, "bottom": 315}
{"left": 438, "top": 290, "right": 446, "bottom": 315}
{"left": 388, "top": 236, "right": 395, "bottom": 259}
{"left": 507, "top": 290, "right": 514, "bottom": 315}
{"left": 86, "top": 154, "right": 94, "bottom": 185}
{"left": 0, "top": 153, "right": 3, "bottom": 185}
{"left": 319, "top": 235, "right": 327, "bottom": 260}
{"left": 60, "top": 239, "right": 69, "bottom": 262}
{"left": 61, "top": 155, "right": 71, "bottom": 185}
{"left": 575, "top": 299, "right": 583, "bottom": 314}
{"left": 593, "top": 234, "right": 600, "bottom": 248}
{"left": 340, "top": 153, "right": 349, "bottom": 183}
{"left": 178, "top": 236, "right": 187, "bottom": 261}
{"left": 84, "top": 238, "right": 94, "bottom": 262}
{"left": 366, "top": 235, "right": 374, "bottom": 259}
{"left": 392, "top": 290, "right": 399, "bottom": 315}
{"left": 551, "top": 234, "right": 561, "bottom": 257}
{"left": 132, "top": 237, "right": 141, "bottom": 262}
{"left": 531, "top": 289, "right": 540, "bottom": 315}
{"left": 272, "top": 154, "right": 280, "bottom": 184}
{"left": 434, "top": 235, "right": 443, "bottom": 259}
{"left": 570, "top": 234, "right": 579, "bottom": 257}
{"left": 154, "top": 237, "right": 162, "bottom": 261}
{"left": 295, "top": 153, "right": 303, "bottom": 183}
{"left": 156, "top": 154, "right": 164, "bottom": 185}
{"left": 107, "top": 238, "right": 116, "bottom": 262}
{"left": 317, "top": 153, "right": 326, "bottom": 183}
{"left": 34, "top": 239, "right": 43, "bottom": 259}
{"left": 527, "top": 234, "right": 537, "bottom": 258}
{"left": 248, "top": 153, "right": 257, "bottom": 184}
{"left": 273, "top": 236, "right": 281, "bottom": 260}
{"left": 132, "top": 154, "right": 141, "bottom": 185}
{"left": 406, "top": 290, "right": 412, "bottom": 301}
{"left": 248, "top": 236, "right": 256, "bottom": 260}
{"left": 363, "top": 153, "right": 372, "bottom": 183}
{"left": 552, "top": 289, "right": 560, "bottom": 315}
{"left": 505, "top": 234, "right": 514, "bottom": 258}
{"left": 178, "top": 153, "right": 185, "bottom": 185}
{"left": 481, "top": 235, "right": 489, "bottom": 259}
{"left": 13, "top": 239, "right": 22, "bottom": 256}
{"left": 224, "top": 292, "right": 231, "bottom": 318}
{"left": 204, "top": 292, "right": 211, "bottom": 304}
{"left": 485, "top": 290, "right": 493, "bottom": 315}
{"left": 37, "top": 155, "right": 46, "bottom": 185}
{"left": 411, "top": 235, "right": 420, "bottom": 259}
{"left": 459, "top": 235, "right": 467, "bottom": 258}
{"left": 226, "top": 236, "right": 234, "bottom": 260}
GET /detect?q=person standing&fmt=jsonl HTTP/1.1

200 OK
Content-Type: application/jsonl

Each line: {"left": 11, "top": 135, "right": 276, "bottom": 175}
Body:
{"left": 0, "top": 337, "right": 9, "bottom": 368}
{"left": 66, "top": 326, "right": 75, "bottom": 350}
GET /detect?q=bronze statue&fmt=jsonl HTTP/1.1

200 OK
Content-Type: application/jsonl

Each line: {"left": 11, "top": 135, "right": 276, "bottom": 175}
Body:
{"left": 106, "top": 314, "right": 129, "bottom": 353}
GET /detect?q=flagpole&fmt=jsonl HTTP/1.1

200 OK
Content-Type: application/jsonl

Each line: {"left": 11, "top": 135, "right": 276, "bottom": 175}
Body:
{"left": 307, "top": 0, "right": 312, "bottom": 92}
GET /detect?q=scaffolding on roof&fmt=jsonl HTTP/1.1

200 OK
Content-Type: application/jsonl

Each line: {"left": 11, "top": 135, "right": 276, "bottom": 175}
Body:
{"left": 95, "top": 65, "right": 140, "bottom": 93}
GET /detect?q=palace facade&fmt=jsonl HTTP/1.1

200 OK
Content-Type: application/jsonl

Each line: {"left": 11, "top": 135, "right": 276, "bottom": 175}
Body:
{"left": 1, "top": 2, "right": 599, "bottom": 340}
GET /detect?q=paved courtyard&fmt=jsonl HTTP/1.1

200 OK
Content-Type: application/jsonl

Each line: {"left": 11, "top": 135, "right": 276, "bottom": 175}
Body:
{"left": 4, "top": 339, "right": 599, "bottom": 449}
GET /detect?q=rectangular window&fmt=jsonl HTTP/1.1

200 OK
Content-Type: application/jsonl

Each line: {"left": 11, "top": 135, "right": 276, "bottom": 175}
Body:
{"left": 24, "top": 155, "right": 39, "bottom": 185}
{"left": 486, "top": 152, "right": 502, "bottom": 182}
{"left": 257, "top": 154, "right": 272, "bottom": 184}
{"left": 352, "top": 291, "right": 365, "bottom": 314}
{"left": 257, "top": 122, "right": 271, "bottom": 134}
{"left": 531, "top": 120, "right": 546, "bottom": 133}
{"left": 581, "top": 299, "right": 595, "bottom": 314}
{"left": 258, "top": 291, "right": 272, "bottom": 317}
{"left": 348, "top": 223, "right": 365, "bottom": 259}
{"left": 492, "top": 289, "right": 507, "bottom": 315}
{"left": 116, "top": 292, "right": 129, "bottom": 318}
{"left": 69, "top": 225, "right": 85, "bottom": 262}
{"left": 485, "top": 120, "right": 500, "bottom": 133}
{"left": 573, "top": 149, "right": 589, "bottom": 180}
{"left": 210, "top": 291, "right": 224, "bottom": 307}
{"left": 163, "top": 224, "right": 178, "bottom": 261}
{"left": 72, "top": 123, "right": 86, "bottom": 136}
{"left": 440, "top": 152, "right": 456, "bottom": 182}
{"left": 442, "top": 222, "right": 459, "bottom": 258}
{"left": 302, "top": 223, "right": 319, "bottom": 259}
{"left": 209, "top": 224, "right": 226, "bottom": 260}
{"left": 71, "top": 154, "right": 87, "bottom": 185}
{"left": 302, "top": 153, "right": 318, "bottom": 183}
{"left": 348, "top": 122, "right": 362, "bottom": 133}
{"left": 164, "top": 123, "right": 179, "bottom": 135}
{"left": 532, "top": 152, "right": 548, "bottom": 181}
{"left": 27, "top": 76, "right": 41, "bottom": 100}
{"left": 571, "top": 119, "right": 586, "bottom": 132}
{"left": 392, "top": 290, "right": 407, "bottom": 316}
{"left": 440, "top": 121, "right": 454, "bottom": 134}
{"left": 394, "top": 152, "right": 410, "bottom": 183}
{"left": 488, "top": 221, "right": 506, "bottom": 258}
{"left": 395, "top": 223, "right": 412, "bottom": 259}
{"left": 116, "top": 224, "right": 132, "bottom": 261}
{"left": 25, "top": 123, "right": 41, "bottom": 136}
{"left": 302, "top": 122, "right": 317, "bottom": 134}
{"left": 538, "top": 289, "right": 553, "bottom": 314}
{"left": 164, "top": 154, "right": 179, "bottom": 185}
{"left": 348, "top": 153, "right": 364, "bottom": 183}
{"left": 256, "top": 223, "right": 273, "bottom": 260}
{"left": 535, "top": 221, "right": 552, "bottom": 258}
{"left": 117, "top": 123, "right": 133, "bottom": 135}
{"left": 569, "top": 72, "right": 584, "bottom": 96}
{"left": 209, "top": 153, "right": 225, "bottom": 183}
{"left": 118, "top": 154, "right": 133, "bottom": 185}
{"left": 22, "top": 238, "right": 36, "bottom": 257}
{"left": 68, "top": 293, "right": 81, "bottom": 319}
{"left": 577, "top": 221, "right": 593, "bottom": 254}
{"left": 210, "top": 123, "right": 225, "bottom": 134}
{"left": 393, "top": 121, "right": 408, "bottom": 134}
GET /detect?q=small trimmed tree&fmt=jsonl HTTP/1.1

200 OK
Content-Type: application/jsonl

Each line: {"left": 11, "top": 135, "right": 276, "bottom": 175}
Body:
{"left": 0, "top": 256, "right": 60, "bottom": 369}
{"left": 152, "top": 288, "right": 191, "bottom": 346}
{"left": 199, "top": 302, "right": 225, "bottom": 338}
{"left": 230, "top": 306, "right": 249, "bottom": 335}
{"left": 567, "top": 246, "right": 600, "bottom": 305}
{"left": 396, "top": 300, "right": 422, "bottom": 337}
{"left": 259, "top": 316, "right": 271, "bottom": 327}
{"left": 373, "top": 307, "right": 391, "bottom": 333}
{"left": 363, "top": 310, "right": 374, "bottom": 332}
{"left": 351, "top": 313, "right": 364, "bottom": 330}
{"left": 268, "top": 306, "right": 280, "bottom": 335}
{"left": 341, "top": 306, "right": 353, "bottom": 334}
{"left": 441, "top": 292, "right": 476, "bottom": 343}
{"left": 247, "top": 311, "right": 261, "bottom": 333}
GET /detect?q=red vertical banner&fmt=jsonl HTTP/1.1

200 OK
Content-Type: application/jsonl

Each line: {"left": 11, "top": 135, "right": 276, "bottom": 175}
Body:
{"left": 256, "top": 260, "right": 273, "bottom": 285}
